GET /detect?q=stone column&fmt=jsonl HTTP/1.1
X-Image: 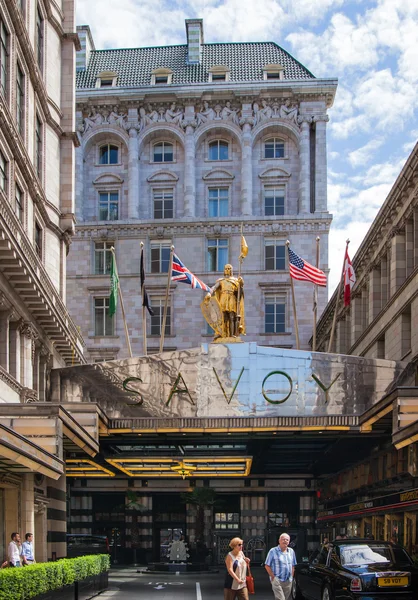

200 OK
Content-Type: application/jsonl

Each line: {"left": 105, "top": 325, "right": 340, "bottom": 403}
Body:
{"left": 39, "top": 349, "right": 51, "bottom": 402}
{"left": 314, "top": 115, "right": 329, "bottom": 212}
{"left": 405, "top": 217, "right": 414, "bottom": 277}
{"left": 240, "top": 122, "right": 253, "bottom": 215}
{"left": 368, "top": 267, "right": 381, "bottom": 323}
{"left": 74, "top": 129, "right": 84, "bottom": 222}
{"left": 128, "top": 128, "right": 140, "bottom": 219}
{"left": 0, "top": 310, "right": 12, "bottom": 371}
{"left": 380, "top": 254, "right": 388, "bottom": 306}
{"left": 351, "top": 294, "right": 363, "bottom": 346}
{"left": 33, "top": 345, "right": 41, "bottom": 398}
{"left": 20, "top": 322, "right": 38, "bottom": 389}
{"left": 299, "top": 493, "right": 317, "bottom": 552}
{"left": 414, "top": 208, "right": 418, "bottom": 268}
{"left": 184, "top": 123, "right": 196, "bottom": 217}
{"left": 390, "top": 231, "right": 406, "bottom": 296}
{"left": 21, "top": 474, "right": 35, "bottom": 539}
{"left": 47, "top": 473, "right": 67, "bottom": 559}
{"left": 336, "top": 318, "right": 348, "bottom": 354}
{"left": 9, "top": 321, "right": 21, "bottom": 382}
{"left": 298, "top": 117, "right": 311, "bottom": 213}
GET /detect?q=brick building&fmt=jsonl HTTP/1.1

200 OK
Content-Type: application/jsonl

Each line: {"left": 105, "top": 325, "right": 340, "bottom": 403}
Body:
{"left": 69, "top": 18, "right": 337, "bottom": 362}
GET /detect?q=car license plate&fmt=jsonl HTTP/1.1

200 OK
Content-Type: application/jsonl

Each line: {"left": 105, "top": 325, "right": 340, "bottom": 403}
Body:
{"left": 377, "top": 576, "right": 408, "bottom": 587}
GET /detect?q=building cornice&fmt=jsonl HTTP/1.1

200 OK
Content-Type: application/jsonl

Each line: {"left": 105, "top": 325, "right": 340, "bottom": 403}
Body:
{"left": 76, "top": 78, "right": 338, "bottom": 108}
{"left": 73, "top": 216, "right": 333, "bottom": 239}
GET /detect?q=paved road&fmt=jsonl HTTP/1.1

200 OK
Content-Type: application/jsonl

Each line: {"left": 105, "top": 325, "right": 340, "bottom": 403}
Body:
{"left": 101, "top": 566, "right": 277, "bottom": 599}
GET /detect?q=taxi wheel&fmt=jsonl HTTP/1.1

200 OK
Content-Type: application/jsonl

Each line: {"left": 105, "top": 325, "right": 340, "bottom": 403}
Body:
{"left": 322, "top": 584, "right": 333, "bottom": 600}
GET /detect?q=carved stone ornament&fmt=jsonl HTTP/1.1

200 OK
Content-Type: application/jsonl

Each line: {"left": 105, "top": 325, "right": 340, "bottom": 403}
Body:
{"left": 20, "top": 387, "right": 39, "bottom": 404}
{"left": 19, "top": 321, "right": 38, "bottom": 342}
{"left": 82, "top": 105, "right": 128, "bottom": 134}
{"left": 138, "top": 102, "right": 185, "bottom": 131}
{"left": 195, "top": 101, "right": 240, "bottom": 128}
{"left": 252, "top": 98, "right": 300, "bottom": 128}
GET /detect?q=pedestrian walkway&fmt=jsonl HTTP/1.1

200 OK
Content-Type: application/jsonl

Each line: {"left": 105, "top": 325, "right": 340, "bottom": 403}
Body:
{"left": 102, "top": 567, "right": 275, "bottom": 599}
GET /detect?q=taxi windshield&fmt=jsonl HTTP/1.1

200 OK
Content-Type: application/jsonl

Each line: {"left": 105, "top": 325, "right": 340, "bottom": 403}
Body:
{"left": 339, "top": 544, "right": 391, "bottom": 566}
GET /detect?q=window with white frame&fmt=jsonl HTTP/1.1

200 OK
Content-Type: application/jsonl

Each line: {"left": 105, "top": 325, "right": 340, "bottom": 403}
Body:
{"left": 34, "top": 221, "right": 42, "bottom": 259}
{"left": 151, "top": 68, "right": 173, "bottom": 86}
{"left": 153, "top": 142, "right": 173, "bottom": 163}
{"left": 264, "top": 138, "right": 284, "bottom": 159}
{"left": 265, "top": 294, "right": 286, "bottom": 333}
{"left": 36, "top": 7, "right": 44, "bottom": 73}
{"left": 35, "top": 114, "right": 43, "bottom": 178}
{"left": 150, "top": 297, "right": 171, "bottom": 336}
{"left": 0, "top": 150, "right": 7, "bottom": 192}
{"left": 0, "top": 17, "right": 8, "bottom": 99}
{"left": 208, "top": 140, "right": 229, "bottom": 161}
{"left": 151, "top": 242, "right": 171, "bottom": 273}
{"left": 16, "top": 64, "right": 24, "bottom": 135}
{"left": 265, "top": 239, "right": 286, "bottom": 271}
{"left": 207, "top": 238, "right": 228, "bottom": 272}
{"left": 99, "top": 192, "right": 119, "bottom": 220}
{"left": 15, "top": 183, "right": 23, "bottom": 222}
{"left": 94, "top": 297, "right": 114, "bottom": 336}
{"left": 94, "top": 241, "right": 113, "bottom": 275}
{"left": 99, "top": 144, "right": 119, "bottom": 165}
{"left": 96, "top": 71, "right": 118, "bottom": 88}
{"left": 153, "top": 188, "right": 173, "bottom": 219}
{"left": 208, "top": 187, "right": 228, "bottom": 218}
{"left": 264, "top": 186, "right": 285, "bottom": 216}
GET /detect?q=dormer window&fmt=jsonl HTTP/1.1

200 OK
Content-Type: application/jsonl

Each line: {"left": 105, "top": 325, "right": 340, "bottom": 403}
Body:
{"left": 209, "top": 66, "right": 230, "bottom": 83}
{"left": 151, "top": 68, "right": 173, "bottom": 86}
{"left": 96, "top": 71, "right": 118, "bottom": 88}
{"left": 263, "top": 64, "right": 284, "bottom": 81}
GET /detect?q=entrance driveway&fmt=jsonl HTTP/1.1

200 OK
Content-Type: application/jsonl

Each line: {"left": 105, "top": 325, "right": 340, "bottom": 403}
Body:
{"left": 101, "top": 566, "right": 275, "bottom": 599}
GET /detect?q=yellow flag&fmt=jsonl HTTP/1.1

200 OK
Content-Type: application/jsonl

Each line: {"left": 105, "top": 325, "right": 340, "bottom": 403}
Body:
{"left": 240, "top": 235, "right": 248, "bottom": 259}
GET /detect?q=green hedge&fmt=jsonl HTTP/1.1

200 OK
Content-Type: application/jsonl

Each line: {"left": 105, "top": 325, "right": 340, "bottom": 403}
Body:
{"left": 0, "top": 554, "right": 110, "bottom": 600}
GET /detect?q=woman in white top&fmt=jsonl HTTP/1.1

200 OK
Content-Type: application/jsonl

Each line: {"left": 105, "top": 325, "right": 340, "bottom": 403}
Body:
{"left": 223, "top": 537, "right": 250, "bottom": 600}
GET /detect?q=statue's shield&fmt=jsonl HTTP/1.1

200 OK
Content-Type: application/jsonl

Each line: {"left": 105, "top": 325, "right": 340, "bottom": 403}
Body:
{"left": 200, "top": 296, "right": 223, "bottom": 337}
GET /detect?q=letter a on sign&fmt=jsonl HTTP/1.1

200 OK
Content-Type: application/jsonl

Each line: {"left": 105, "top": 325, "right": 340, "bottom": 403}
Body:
{"left": 166, "top": 372, "right": 195, "bottom": 407}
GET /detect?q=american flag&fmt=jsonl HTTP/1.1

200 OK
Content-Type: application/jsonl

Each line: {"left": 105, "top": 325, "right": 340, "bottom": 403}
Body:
{"left": 288, "top": 247, "right": 327, "bottom": 287}
{"left": 171, "top": 254, "right": 211, "bottom": 292}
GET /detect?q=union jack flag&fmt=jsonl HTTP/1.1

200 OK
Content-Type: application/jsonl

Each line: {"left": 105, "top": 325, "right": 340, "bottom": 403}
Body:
{"left": 171, "top": 254, "right": 211, "bottom": 292}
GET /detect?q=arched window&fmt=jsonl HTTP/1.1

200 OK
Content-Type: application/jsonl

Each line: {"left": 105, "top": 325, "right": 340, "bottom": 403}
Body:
{"left": 153, "top": 142, "right": 173, "bottom": 163}
{"left": 208, "top": 140, "right": 229, "bottom": 161}
{"left": 99, "top": 144, "right": 119, "bottom": 165}
{"left": 264, "top": 138, "right": 284, "bottom": 159}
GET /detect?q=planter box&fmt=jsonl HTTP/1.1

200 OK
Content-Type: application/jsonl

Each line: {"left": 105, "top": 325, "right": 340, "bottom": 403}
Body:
{"left": 34, "top": 572, "right": 108, "bottom": 600}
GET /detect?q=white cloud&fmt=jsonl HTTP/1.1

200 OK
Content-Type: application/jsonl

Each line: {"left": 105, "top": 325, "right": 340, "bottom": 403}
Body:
{"left": 328, "top": 221, "right": 371, "bottom": 293}
{"left": 347, "top": 138, "right": 384, "bottom": 168}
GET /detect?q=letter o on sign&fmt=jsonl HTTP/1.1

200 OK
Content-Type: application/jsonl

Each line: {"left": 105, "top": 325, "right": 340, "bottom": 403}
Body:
{"left": 262, "top": 371, "right": 293, "bottom": 404}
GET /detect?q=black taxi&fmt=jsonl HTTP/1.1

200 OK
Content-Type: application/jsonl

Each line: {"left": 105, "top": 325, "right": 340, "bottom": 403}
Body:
{"left": 292, "top": 539, "right": 418, "bottom": 600}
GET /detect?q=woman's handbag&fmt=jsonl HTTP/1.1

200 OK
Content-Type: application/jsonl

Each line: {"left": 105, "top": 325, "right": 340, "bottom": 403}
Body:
{"left": 246, "top": 564, "right": 255, "bottom": 594}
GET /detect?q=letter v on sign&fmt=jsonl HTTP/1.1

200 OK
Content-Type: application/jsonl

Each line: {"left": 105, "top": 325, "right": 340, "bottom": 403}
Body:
{"left": 213, "top": 367, "right": 245, "bottom": 404}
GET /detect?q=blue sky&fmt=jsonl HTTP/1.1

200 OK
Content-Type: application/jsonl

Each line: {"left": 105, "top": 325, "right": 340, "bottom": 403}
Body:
{"left": 77, "top": 0, "right": 418, "bottom": 294}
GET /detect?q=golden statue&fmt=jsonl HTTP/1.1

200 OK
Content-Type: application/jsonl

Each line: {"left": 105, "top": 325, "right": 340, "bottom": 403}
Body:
{"left": 201, "top": 264, "right": 245, "bottom": 342}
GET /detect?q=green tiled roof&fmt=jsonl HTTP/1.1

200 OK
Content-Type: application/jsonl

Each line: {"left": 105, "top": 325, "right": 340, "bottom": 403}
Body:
{"left": 76, "top": 42, "right": 315, "bottom": 89}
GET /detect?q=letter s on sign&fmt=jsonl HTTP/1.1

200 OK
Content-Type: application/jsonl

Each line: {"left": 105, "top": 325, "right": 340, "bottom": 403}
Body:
{"left": 262, "top": 371, "right": 293, "bottom": 404}
{"left": 123, "top": 377, "right": 144, "bottom": 405}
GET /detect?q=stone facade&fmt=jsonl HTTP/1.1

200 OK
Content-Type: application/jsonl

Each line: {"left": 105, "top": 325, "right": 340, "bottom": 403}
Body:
{"left": 69, "top": 19, "right": 337, "bottom": 361}
{"left": 0, "top": 0, "right": 83, "bottom": 562}
{"left": 315, "top": 142, "right": 418, "bottom": 366}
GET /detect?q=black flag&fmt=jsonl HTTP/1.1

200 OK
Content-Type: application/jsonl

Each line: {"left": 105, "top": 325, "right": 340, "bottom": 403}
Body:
{"left": 140, "top": 248, "right": 154, "bottom": 316}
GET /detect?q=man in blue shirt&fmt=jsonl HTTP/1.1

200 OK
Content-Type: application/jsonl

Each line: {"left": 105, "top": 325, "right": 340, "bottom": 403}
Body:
{"left": 21, "top": 533, "right": 35, "bottom": 565}
{"left": 265, "top": 533, "right": 296, "bottom": 600}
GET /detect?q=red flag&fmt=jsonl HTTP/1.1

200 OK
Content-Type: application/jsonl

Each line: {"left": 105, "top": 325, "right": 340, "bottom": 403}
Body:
{"left": 343, "top": 248, "right": 356, "bottom": 306}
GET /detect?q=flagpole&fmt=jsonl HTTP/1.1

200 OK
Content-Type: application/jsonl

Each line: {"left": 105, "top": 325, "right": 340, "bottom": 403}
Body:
{"left": 111, "top": 247, "right": 132, "bottom": 358}
{"left": 160, "top": 245, "right": 174, "bottom": 353}
{"left": 286, "top": 240, "right": 300, "bottom": 350}
{"left": 140, "top": 242, "right": 147, "bottom": 356}
{"left": 312, "top": 236, "right": 320, "bottom": 352}
{"left": 327, "top": 239, "right": 350, "bottom": 353}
